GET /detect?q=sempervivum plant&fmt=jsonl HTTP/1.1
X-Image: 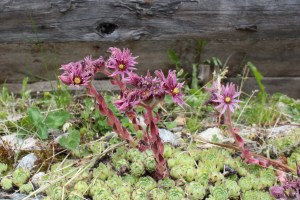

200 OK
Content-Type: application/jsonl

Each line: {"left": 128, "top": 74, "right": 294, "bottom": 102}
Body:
{"left": 243, "top": 190, "right": 273, "bottom": 200}
{"left": 136, "top": 176, "right": 157, "bottom": 191}
{"left": 19, "top": 182, "right": 34, "bottom": 194}
{"left": 73, "top": 180, "right": 89, "bottom": 195}
{"left": 206, "top": 82, "right": 295, "bottom": 174}
{"left": 0, "top": 162, "right": 8, "bottom": 174}
{"left": 92, "top": 163, "right": 112, "bottom": 180}
{"left": 185, "top": 181, "right": 206, "bottom": 200}
{"left": 157, "top": 177, "right": 175, "bottom": 189}
{"left": 0, "top": 177, "right": 13, "bottom": 190}
{"left": 167, "top": 187, "right": 185, "bottom": 200}
{"left": 132, "top": 188, "right": 148, "bottom": 200}
{"left": 221, "top": 179, "right": 240, "bottom": 199}
{"left": 105, "top": 174, "right": 123, "bottom": 190}
{"left": 68, "top": 191, "right": 84, "bottom": 200}
{"left": 209, "top": 185, "right": 229, "bottom": 200}
{"left": 59, "top": 47, "right": 188, "bottom": 179}
{"left": 12, "top": 167, "right": 30, "bottom": 187}
{"left": 238, "top": 175, "right": 254, "bottom": 191}
{"left": 149, "top": 188, "right": 167, "bottom": 200}
{"left": 130, "top": 161, "right": 145, "bottom": 177}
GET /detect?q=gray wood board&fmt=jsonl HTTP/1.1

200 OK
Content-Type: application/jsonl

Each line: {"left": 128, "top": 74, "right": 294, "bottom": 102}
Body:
{"left": 1, "top": 39, "right": 300, "bottom": 83}
{"left": 1, "top": 0, "right": 299, "bottom": 42}
{"left": 3, "top": 77, "right": 300, "bottom": 98}
{"left": 228, "top": 77, "right": 300, "bottom": 99}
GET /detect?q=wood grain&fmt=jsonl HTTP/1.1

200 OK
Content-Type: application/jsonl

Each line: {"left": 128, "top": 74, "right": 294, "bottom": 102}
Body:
{"left": 0, "top": 0, "right": 299, "bottom": 97}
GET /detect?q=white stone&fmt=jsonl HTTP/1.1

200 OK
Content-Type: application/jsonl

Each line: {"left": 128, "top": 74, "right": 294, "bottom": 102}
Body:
{"left": 159, "top": 128, "right": 180, "bottom": 146}
{"left": 31, "top": 172, "right": 46, "bottom": 188}
{"left": 197, "top": 127, "right": 225, "bottom": 142}
{"left": 17, "top": 153, "right": 38, "bottom": 171}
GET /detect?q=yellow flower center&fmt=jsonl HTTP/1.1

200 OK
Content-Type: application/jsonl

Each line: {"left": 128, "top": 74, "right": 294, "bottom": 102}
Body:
{"left": 119, "top": 64, "right": 125, "bottom": 70}
{"left": 74, "top": 77, "right": 81, "bottom": 85}
{"left": 225, "top": 97, "right": 231, "bottom": 103}
{"left": 172, "top": 87, "right": 180, "bottom": 95}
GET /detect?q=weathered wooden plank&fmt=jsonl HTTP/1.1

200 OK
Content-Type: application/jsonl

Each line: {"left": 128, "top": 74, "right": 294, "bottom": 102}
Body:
{"left": 0, "top": 0, "right": 299, "bottom": 99}
{"left": 1, "top": 39, "right": 300, "bottom": 83}
{"left": 228, "top": 77, "right": 300, "bottom": 99}
{"left": 0, "top": 0, "right": 299, "bottom": 42}
{"left": 3, "top": 80, "right": 119, "bottom": 94}
{"left": 3, "top": 77, "right": 300, "bottom": 99}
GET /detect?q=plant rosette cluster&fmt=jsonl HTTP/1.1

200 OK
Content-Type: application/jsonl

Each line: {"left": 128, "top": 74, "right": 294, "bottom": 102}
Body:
{"left": 206, "top": 81, "right": 295, "bottom": 174}
{"left": 59, "top": 47, "right": 188, "bottom": 179}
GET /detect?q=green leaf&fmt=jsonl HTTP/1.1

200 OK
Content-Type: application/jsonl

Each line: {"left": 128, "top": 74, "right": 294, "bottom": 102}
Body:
{"left": 58, "top": 129, "right": 80, "bottom": 151}
{"left": 44, "top": 111, "right": 71, "bottom": 129}
{"left": 27, "top": 107, "right": 44, "bottom": 126}
{"left": 37, "top": 123, "right": 49, "bottom": 139}
{"left": 164, "top": 121, "right": 177, "bottom": 130}
{"left": 168, "top": 49, "right": 180, "bottom": 65}
{"left": 247, "top": 62, "right": 267, "bottom": 104}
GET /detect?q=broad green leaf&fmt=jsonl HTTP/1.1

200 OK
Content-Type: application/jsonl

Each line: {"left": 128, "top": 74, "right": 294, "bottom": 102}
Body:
{"left": 44, "top": 111, "right": 71, "bottom": 129}
{"left": 27, "top": 107, "right": 44, "bottom": 126}
{"left": 58, "top": 129, "right": 80, "bottom": 151}
{"left": 37, "top": 123, "right": 49, "bottom": 139}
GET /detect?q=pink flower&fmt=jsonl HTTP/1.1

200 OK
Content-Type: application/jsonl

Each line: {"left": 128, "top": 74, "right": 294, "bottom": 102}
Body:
{"left": 158, "top": 70, "right": 187, "bottom": 107}
{"left": 114, "top": 90, "right": 140, "bottom": 112}
{"left": 84, "top": 55, "right": 105, "bottom": 73}
{"left": 124, "top": 73, "right": 142, "bottom": 87}
{"left": 213, "top": 82, "right": 240, "bottom": 114}
{"left": 205, "top": 81, "right": 221, "bottom": 105}
{"left": 269, "top": 186, "right": 285, "bottom": 199}
{"left": 106, "top": 47, "right": 138, "bottom": 79}
{"left": 59, "top": 61, "right": 94, "bottom": 87}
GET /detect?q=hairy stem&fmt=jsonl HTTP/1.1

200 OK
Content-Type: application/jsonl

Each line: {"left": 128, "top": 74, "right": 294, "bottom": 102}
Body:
{"left": 224, "top": 110, "right": 295, "bottom": 173}
{"left": 144, "top": 107, "right": 168, "bottom": 179}
{"left": 87, "top": 83, "right": 135, "bottom": 146}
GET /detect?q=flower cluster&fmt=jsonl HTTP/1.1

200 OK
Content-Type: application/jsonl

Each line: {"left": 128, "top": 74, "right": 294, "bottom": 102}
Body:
{"left": 115, "top": 70, "right": 187, "bottom": 112}
{"left": 270, "top": 165, "right": 300, "bottom": 199}
{"left": 59, "top": 56, "right": 105, "bottom": 87}
{"left": 59, "top": 47, "right": 187, "bottom": 179}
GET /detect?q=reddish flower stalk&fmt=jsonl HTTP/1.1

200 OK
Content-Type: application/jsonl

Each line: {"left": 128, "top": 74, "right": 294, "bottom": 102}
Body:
{"left": 144, "top": 105, "right": 169, "bottom": 179}
{"left": 87, "top": 83, "right": 135, "bottom": 146}
{"left": 208, "top": 82, "right": 296, "bottom": 173}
